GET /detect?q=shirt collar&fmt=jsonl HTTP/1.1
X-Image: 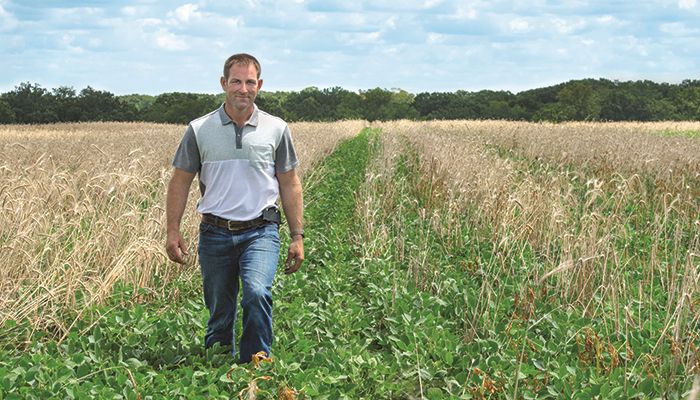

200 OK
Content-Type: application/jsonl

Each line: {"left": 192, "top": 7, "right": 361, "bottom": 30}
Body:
{"left": 218, "top": 103, "right": 259, "bottom": 127}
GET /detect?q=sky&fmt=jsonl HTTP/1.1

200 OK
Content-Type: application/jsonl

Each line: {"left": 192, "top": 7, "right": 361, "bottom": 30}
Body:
{"left": 1, "top": 0, "right": 699, "bottom": 95}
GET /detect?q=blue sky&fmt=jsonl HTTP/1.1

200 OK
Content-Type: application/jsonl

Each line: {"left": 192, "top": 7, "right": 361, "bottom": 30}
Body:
{"left": 1, "top": 0, "right": 698, "bottom": 95}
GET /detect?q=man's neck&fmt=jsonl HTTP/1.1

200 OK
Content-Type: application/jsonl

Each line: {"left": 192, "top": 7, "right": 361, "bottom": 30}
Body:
{"left": 224, "top": 103, "right": 254, "bottom": 127}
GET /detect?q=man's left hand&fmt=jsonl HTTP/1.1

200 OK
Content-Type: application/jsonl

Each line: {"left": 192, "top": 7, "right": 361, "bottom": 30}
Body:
{"left": 284, "top": 237, "right": 304, "bottom": 274}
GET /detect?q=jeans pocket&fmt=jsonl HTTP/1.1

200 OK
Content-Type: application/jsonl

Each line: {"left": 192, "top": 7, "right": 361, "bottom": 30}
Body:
{"left": 199, "top": 221, "right": 215, "bottom": 234}
{"left": 261, "top": 223, "right": 281, "bottom": 246}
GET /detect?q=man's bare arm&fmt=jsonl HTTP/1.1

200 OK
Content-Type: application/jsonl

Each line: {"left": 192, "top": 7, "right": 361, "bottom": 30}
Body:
{"left": 277, "top": 168, "right": 304, "bottom": 274}
{"left": 165, "top": 168, "right": 196, "bottom": 264}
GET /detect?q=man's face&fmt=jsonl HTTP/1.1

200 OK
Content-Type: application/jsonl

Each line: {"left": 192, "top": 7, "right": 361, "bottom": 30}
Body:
{"left": 221, "top": 63, "right": 262, "bottom": 112}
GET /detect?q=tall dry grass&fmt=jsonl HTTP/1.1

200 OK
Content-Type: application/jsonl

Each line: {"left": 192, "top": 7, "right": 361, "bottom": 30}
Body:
{"left": 0, "top": 120, "right": 364, "bottom": 340}
{"left": 367, "top": 120, "right": 700, "bottom": 374}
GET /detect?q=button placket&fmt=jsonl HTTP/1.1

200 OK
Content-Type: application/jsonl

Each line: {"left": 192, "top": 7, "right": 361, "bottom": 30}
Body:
{"left": 235, "top": 125, "right": 243, "bottom": 149}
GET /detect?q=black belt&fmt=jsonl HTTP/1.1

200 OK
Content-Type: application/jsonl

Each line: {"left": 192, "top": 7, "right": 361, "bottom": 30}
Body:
{"left": 201, "top": 214, "right": 267, "bottom": 231}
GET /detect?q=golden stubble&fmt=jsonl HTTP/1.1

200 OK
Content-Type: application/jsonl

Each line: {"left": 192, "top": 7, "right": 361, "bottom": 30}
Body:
{"left": 374, "top": 120, "right": 699, "bottom": 277}
{"left": 0, "top": 120, "right": 364, "bottom": 338}
{"left": 366, "top": 120, "right": 699, "bottom": 372}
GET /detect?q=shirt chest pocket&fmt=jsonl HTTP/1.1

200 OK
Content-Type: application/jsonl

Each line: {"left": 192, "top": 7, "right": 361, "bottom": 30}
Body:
{"left": 245, "top": 143, "right": 274, "bottom": 170}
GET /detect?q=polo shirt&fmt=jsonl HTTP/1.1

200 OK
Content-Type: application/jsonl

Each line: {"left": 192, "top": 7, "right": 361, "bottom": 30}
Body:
{"left": 172, "top": 103, "right": 299, "bottom": 221}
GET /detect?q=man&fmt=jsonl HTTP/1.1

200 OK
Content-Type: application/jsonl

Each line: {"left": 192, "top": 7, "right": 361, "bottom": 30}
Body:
{"left": 165, "top": 53, "right": 304, "bottom": 363}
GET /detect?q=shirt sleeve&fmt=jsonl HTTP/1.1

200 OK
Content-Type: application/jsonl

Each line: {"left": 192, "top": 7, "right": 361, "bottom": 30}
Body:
{"left": 275, "top": 124, "right": 299, "bottom": 173}
{"left": 172, "top": 125, "right": 201, "bottom": 173}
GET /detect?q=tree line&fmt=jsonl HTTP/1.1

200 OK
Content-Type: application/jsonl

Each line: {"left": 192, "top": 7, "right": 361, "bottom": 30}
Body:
{"left": 1, "top": 78, "right": 699, "bottom": 124}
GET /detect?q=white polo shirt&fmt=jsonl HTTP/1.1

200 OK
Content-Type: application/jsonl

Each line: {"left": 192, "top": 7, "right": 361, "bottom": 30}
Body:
{"left": 172, "top": 104, "right": 299, "bottom": 221}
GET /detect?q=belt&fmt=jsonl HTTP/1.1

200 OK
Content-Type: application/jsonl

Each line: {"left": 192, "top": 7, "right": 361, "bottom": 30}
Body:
{"left": 201, "top": 214, "right": 267, "bottom": 231}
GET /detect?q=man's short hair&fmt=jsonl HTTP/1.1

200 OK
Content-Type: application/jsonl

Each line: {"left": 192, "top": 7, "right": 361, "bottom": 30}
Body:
{"left": 223, "top": 53, "right": 261, "bottom": 80}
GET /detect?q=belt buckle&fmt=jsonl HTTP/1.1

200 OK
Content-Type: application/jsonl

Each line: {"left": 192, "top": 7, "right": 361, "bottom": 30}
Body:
{"left": 226, "top": 220, "right": 238, "bottom": 231}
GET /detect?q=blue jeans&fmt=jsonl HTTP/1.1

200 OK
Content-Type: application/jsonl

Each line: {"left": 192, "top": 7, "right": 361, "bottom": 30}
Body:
{"left": 198, "top": 221, "right": 280, "bottom": 363}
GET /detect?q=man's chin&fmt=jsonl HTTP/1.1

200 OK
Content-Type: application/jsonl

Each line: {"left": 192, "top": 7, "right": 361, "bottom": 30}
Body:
{"left": 232, "top": 100, "right": 252, "bottom": 110}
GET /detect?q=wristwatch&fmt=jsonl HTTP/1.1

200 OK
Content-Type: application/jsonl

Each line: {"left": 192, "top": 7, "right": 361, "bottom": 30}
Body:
{"left": 291, "top": 230, "right": 305, "bottom": 238}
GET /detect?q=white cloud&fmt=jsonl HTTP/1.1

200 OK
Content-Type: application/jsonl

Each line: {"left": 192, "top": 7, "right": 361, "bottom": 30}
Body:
{"left": 0, "top": 3, "right": 18, "bottom": 32}
{"left": 339, "top": 31, "right": 382, "bottom": 46}
{"left": 623, "top": 35, "right": 648, "bottom": 57}
{"left": 427, "top": 32, "right": 445, "bottom": 44}
{"left": 422, "top": 0, "right": 443, "bottom": 8}
{"left": 122, "top": 6, "right": 137, "bottom": 16}
{"left": 551, "top": 17, "right": 586, "bottom": 34}
{"left": 139, "top": 18, "right": 163, "bottom": 27}
{"left": 346, "top": 13, "right": 369, "bottom": 28}
{"left": 678, "top": 0, "right": 696, "bottom": 9}
{"left": 453, "top": 6, "right": 477, "bottom": 20}
{"left": 5, "top": 0, "right": 700, "bottom": 96}
{"left": 59, "top": 33, "right": 84, "bottom": 54}
{"left": 597, "top": 15, "right": 615, "bottom": 24}
{"left": 660, "top": 22, "right": 697, "bottom": 35}
{"left": 245, "top": 0, "right": 262, "bottom": 8}
{"left": 87, "top": 37, "right": 103, "bottom": 47}
{"left": 382, "top": 46, "right": 399, "bottom": 55}
{"left": 154, "top": 28, "right": 188, "bottom": 51}
{"left": 224, "top": 17, "right": 241, "bottom": 29}
{"left": 172, "top": 3, "right": 202, "bottom": 24}
{"left": 509, "top": 18, "right": 530, "bottom": 33}
{"left": 49, "top": 7, "right": 102, "bottom": 21}
{"left": 309, "top": 13, "right": 327, "bottom": 23}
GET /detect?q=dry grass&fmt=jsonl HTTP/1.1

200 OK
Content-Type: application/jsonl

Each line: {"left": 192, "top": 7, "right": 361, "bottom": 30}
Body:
{"left": 368, "top": 120, "right": 700, "bottom": 373}
{"left": 0, "top": 120, "right": 363, "bottom": 338}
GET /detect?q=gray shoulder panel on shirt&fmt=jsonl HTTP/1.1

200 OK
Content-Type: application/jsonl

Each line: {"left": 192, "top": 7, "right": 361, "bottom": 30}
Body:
{"left": 172, "top": 124, "right": 201, "bottom": 173}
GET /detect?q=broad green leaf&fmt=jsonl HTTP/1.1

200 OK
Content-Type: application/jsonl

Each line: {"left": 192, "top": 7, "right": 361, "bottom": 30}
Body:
{"left": 426, "top": 387, "right": 444, "bottom": 399}
{"left": 533, "top": 360, "right": 545, "bottom": 371}
{"left": 638, "top": 377, "right": 654, "bottom": 394}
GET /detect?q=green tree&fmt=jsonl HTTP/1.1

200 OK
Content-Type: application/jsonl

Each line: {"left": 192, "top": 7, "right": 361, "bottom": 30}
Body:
{"left": 334, "top": 88, "right": 363, "bottom": 120}
{"left": 360, "top": 88, "right": 392, "bottom": 121}
{"left": 359, "top": 88, "right": 418, "bottom": 121}
{"left": 384, "top": 89, "right": 418, "bottom": 120}
{"left": 256, "top": 91, "right": 290, "bottom": 120}
{"left": 297, "top": 96, "right": 323, "bottom": 121}
{"left": 282, "top": 87, "right": 317, "bottom": 121}
{"left": 532, "top": 103, "right": 576, "bottom": 122}
{"left": 118, "top": 94, "right": 156, "bottom": 113}
{"left": 3, "top": 82, "right": 58, "bottom": 123}
{"left": 414, "top": 92, "right": 452, "bottom": 119}
{"left": 556, "top": 80, "right": 601, "bottom": 120}
{"left": 77, "top": 86, "right": 135, "bottom": 121}
{"left": 515, "top": 85, "right": 560, "bottom": 120}
{"left": 0, "top": 97, "right": 16, "bottom": 123}
{"left": 143, "top": 92, "right": 219, "bottom": 124}
{"left": 670, "top": 81, "right": 700, "bottom": 120}
{"left": 319, "top": 87, "right": 363, "bottom": 120}
{"left": 52, "top": 86, "right": 81, "bottom": 122}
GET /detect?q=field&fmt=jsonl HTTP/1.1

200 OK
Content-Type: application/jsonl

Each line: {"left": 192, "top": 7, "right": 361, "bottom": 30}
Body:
{"left": 0, "top": 120, "right": 698, "bottom": 399}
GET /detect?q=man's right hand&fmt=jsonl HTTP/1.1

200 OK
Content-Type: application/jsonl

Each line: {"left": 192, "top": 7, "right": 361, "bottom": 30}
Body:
{"left": 165, "top": 232, "right": 189, "bottom": 264}
{"left": 165, "top": 168, "right": 196, "bottom": 265}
